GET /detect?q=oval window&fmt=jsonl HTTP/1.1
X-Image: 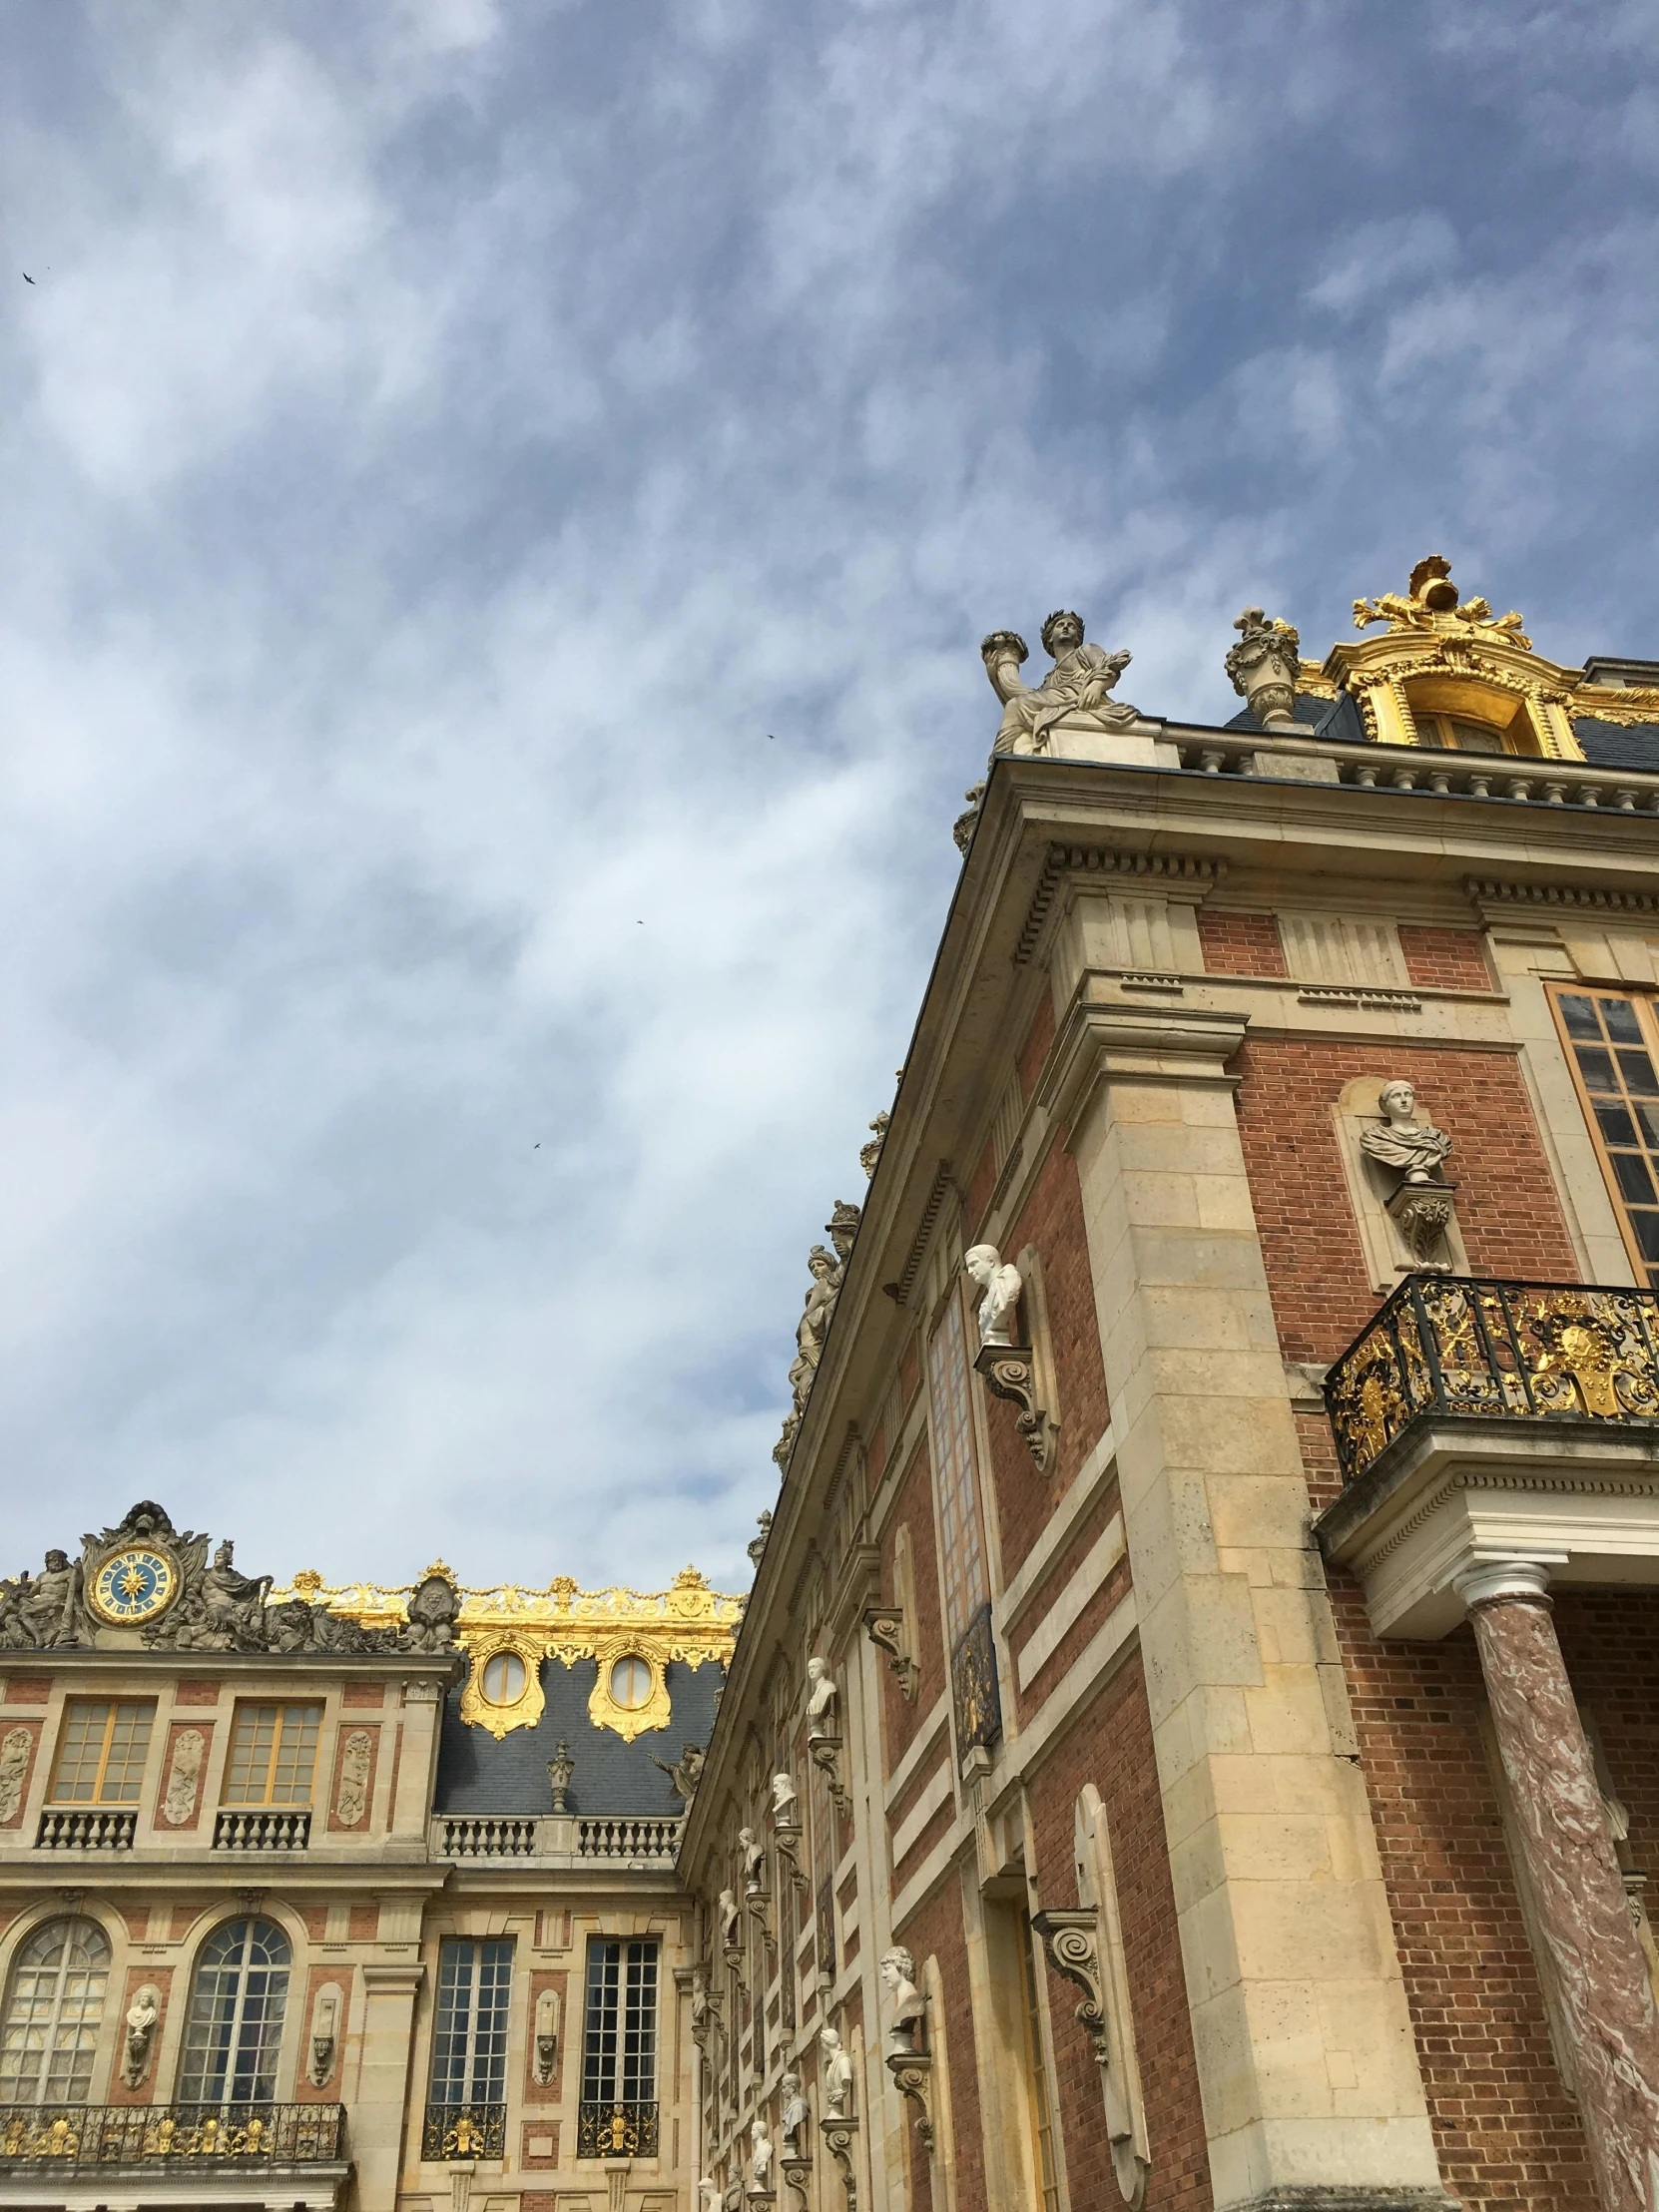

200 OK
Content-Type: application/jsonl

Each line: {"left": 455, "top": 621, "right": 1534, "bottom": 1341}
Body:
{"left": 481, "top": 1651, "right": 527, "bottom": 1706}
{"left": 609, "top": 1656, "right": 652, "bottom": 1710}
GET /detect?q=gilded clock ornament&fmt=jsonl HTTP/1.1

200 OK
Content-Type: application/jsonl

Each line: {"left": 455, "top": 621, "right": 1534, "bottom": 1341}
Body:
{"left": 89, "top": 1547, "right": 178, "bottom": 1626}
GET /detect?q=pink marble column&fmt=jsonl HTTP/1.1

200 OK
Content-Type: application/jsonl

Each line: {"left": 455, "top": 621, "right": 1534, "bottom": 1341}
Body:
{"left": 1454, "top": 1558, "right": 1659, "bottom": 2212}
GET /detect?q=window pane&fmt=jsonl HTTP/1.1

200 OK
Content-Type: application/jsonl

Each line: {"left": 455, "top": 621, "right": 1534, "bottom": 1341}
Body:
{"left": 1602, "top": 998, "right": 1646, "bottom": 1043}
{"left": 1634, "top": 1213, "right": 1659, "bottom": 1263}
{"left": 0, "top": 1918, "right": 110, "bottom": 2105}
{"left": 176, "top": 1918, "right": 289, "bottom": 2106}
{"left": 1558, "top": 993, "right": 1601, "bottom": 1039}
{"left": 1618, "top": 1050, "right": 1659, "bottom": 1096}
{"left": 225, "top": 1705, "right": 319, "bottom": 1806}
{"left": 930, "top": 1295, "right": 988, "bottom": 1648}
{"left": 431, "top": 1938, "right": 512, "bottom": 2105}
{"left": 1614, "top": 1154, "right": 1659, "bottom": 1206}
{"left": 224, "top": 1707, "right": 278, "bottom": 1804}
{"left": 582, "top": 1937, "right": 658, "bottom": 2108}
{"left": 1637, "top": 1103, "right": 1659, "bottom": 1149}
{"left": 1575, "top": 1046, "right": 1619, "bottom": 1092}
{"left": 101, "top": 1706, "right": 155, "bottom": 1804}
{"left": 50, "top": 1706, "right": 111, "bottom": 1805}
{"left": 1597, "top": 1103, "right": 1639, "bottom": 1146}
{"left": 270, "top": 1707, "right": 320, "bottom": 1805}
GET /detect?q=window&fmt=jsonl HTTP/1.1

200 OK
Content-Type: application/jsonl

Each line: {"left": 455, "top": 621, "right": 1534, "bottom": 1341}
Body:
{"left": 608, "top": 1657, "right": 650, "bottom": 1711}
{"left": 222, "top": 1704, "right": 321, "bottom": 1806}
{"left": 479, "top": 1653, "right": 526, "bottom": 1707}
{"left": 0, "top": 1918, "right": 110, "bottom": 2104}
{"left": 929, "top": 1291, "right": 989, "bottom": 1646}
{"left": 578, "top": 1938, "right": 659, "bottom": 2156}
{"left": 1553, "top": 989, "right": 1659, "bottom": 1291}
{"left": 1017, "top": 1914, "right": 1062, "bottom": 2212}
{"left": 1414, "top": 711, "right": 1512, "bottom": 754}
{"left": 48, "top": 1702, "right": 154, "bottom": 1805}
{"left": 429, "top": 1939, "right": 513, "bottom": 2107}
{"left": 176, "top": 1919, "right": 290, "bottom": 2105}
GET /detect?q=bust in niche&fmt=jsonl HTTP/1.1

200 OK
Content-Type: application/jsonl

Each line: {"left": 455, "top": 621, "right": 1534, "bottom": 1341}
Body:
{"left": 1360, "top": 1080, "right": 1453, "bottom": 1186}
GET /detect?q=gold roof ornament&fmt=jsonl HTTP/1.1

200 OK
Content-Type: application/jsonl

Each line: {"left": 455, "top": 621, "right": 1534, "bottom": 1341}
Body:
{"left": 1352, "top": 554, "right": 1530, "bottom": 650}
{"left": 268, "top": 1566, "right": 744, "bottom": 1741}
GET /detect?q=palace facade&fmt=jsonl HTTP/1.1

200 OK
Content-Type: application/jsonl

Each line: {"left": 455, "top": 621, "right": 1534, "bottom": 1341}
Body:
{"left": 8, "top": 560, "right": 1659, "bottom": 2212}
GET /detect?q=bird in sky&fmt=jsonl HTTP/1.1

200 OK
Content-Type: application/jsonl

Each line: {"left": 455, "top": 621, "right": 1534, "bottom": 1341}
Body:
{"left": 22, "top": 274, "right": 34, "bottom": 284}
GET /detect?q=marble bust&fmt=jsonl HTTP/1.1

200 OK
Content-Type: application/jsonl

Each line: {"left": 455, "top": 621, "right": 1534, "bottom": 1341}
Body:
{"left": 751, "top": 2117, "right": 774, "bottom": 2188}
{"left": 740, "top": 1826, "right": 766, "bottom": 1892}
{"left": 719, "top": 1887, "right": 742, "bottom": 1948}
{"left": 806, "top": 1656, "right": 838, "bottom": 1738}
{"left": 820, "top": 2026, "right": 854, "bottom": 2117}
{"left": 1361, "top": 1081, "right": 1453, "bottom": 1186}
{"left": 964, "top": 1244, "right": 1022, "bottom": 1346}
{"left": 772, "top": 1771, "right": 799, "bottom": 1822}
{"left": 879, "top": 1945, "right": 925, "bottom": 2053}
{"left": 781, "top": 2070, "right": 810, "bottom": 2155}
{"left": 982, "top": 611, "right": 1141, "bottom": 756}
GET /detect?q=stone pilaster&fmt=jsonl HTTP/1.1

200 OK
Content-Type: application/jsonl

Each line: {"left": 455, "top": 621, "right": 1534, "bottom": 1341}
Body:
{"left": 1454, "top": 1558, "right": 1659, "bottom": 2212}
{"left": 1046, "top": 994, "right": 1451, "bottom": 2210}
{"left": 355, "top": 1960, "right": 425, "bottom": 2211}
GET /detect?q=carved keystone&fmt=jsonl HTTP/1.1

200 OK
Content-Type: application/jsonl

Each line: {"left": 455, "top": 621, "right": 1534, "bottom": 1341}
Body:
{"left": 860, "top": 1605, "right": 919, "bottom": 1704}
{"left": 973, "top": 1344, "right": 1056, "bottom": 1474}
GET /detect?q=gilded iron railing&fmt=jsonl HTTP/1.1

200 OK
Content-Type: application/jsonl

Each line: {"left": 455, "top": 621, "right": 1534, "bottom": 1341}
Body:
{"left": 0, "top": 2102, "right": 344, "bottom": 2164}
{"left": 576, "top": 2099, "right": 659, "bottom": 2159}
{"left": 420, "top": 2103, "right": 506, "bottom": 2160}
{"left": 1325, "top": 1275, "right": 1659, "bottom": 1485}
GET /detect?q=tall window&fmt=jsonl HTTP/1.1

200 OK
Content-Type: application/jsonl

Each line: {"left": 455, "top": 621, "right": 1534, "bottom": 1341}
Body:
{"left": 581, "top": 1938, "right": 658, "bottom": 2112}
{"left": 929, "top": 1292, "right": 989, "bottom": 1645}
{"left": 1553, "top": 989, "right": 1659, "bottom": 1290}
{"left": 429, "top": 1939, "right": 513, "bottom": 2108}
{"left": 1017, "top": 1914, "right": 1062, "bottom": 2212}
{"left": 222, "top": 1704, "right": 321, "bottom": 1806}
{"left": 176, "top": 1919, "right": 290, "bottom": 2105}
{"left": 48, "top": 1702, "right": 154, "bottom": 1804}
{"left": 0, "top": 1918, "right": 110, "bottom": 2104}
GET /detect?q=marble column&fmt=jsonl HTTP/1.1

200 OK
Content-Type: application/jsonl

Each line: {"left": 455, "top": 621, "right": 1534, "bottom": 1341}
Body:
{"left": 1453, "top": 1558, "right": 1659, "bottom": 2212}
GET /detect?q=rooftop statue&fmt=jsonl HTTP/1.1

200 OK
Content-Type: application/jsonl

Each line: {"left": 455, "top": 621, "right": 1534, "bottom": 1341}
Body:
{"left": 1225, "top": 607, "right": 1302, "bottom": 729}
{"left": 1353, "top": 554, "right": 1530, "bottom": 649}
{"left": 982, "top": 611, "right": 1141, "bottom": 757}
{"left": 788, "top": 1246, "right": 842, "bottom": 1413}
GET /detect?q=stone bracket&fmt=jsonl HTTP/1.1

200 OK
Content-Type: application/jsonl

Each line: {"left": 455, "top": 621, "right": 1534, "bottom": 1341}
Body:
{"left": 860, "top": 1604, "right": 919, "bottom": 1703}
{"left": 773, "top": 1814, "right": 809, "bottom": 1891}
{"left": 1030, "top": 1908, "right": 1109, "bottom": 2068}
{"left": 779, "top": 2155, "right": 812, "bottom": 2212}
{"left": 974, "top": 1344, "right": 1057, "bottom": 1474}
{"left": 819, "top": 2114, "right": 858, "bottom": 2212}
{"left": 745, "top": 1885, "right": 776, "bottom": 1951}
{"left": 1384, "top": 1178, "right": 1458, "bottom": 1269}
{"left": 885, "top": 2050, "right": 934, "bottom": 2152}
{"left": 809, "top": 1733, "right": 850, "bottom": 1815}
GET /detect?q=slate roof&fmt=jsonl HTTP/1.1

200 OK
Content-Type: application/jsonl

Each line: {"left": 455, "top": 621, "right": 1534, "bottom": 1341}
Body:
{"left": 432, "top": 1656, "right": 724, "bottom": 1816}
{"left": 1573, "top": 719, "right": 1659, "bottom": 772}
{"left": 1221, "top": 692, "right": 1367, "bottom": 744}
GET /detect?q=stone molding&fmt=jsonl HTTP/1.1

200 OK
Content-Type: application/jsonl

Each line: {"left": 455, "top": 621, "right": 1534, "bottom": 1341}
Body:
{"left": 1014, "top": 842, "right": 1227, "bottom": 967}
{"left": 1036, "top": 1000, "right": 1249, "bottom": 1134}
{"left": 879, "top": 1159, "right": 956, "bottom": 1308}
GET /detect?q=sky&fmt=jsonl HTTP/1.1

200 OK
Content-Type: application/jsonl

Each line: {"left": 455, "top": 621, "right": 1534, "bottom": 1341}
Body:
{"left": 0, "top": 0, "right": 1655, "bottom": 1597}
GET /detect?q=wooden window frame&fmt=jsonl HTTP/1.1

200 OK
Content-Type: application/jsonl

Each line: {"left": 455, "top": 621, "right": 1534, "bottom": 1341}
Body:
{"left": 48, "top": 1699, "right": 156, "bottom": 1806}
{"left": 1549, "top": 983, "right": 1659, "bottom": 1291}
{"left": 221, "top": 1701, "right": 323, "bottom": 1808}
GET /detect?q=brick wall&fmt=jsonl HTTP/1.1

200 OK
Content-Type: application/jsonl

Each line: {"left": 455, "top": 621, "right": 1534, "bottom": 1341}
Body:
{"left": 977, "top": 1133, "right": 1112, "bottom": 1580}
{"left": 1018, "top": 993, "right": 1057, "bottom": 1098}
{"left": 1027, "top": 1655, "right": 1213, "bottom": 2211}
{"left": 1234, "top": 1039, "right": 1580, "bottom": 1366}
{"left": 891, "top": 1880, "right": 982, "bottom": 2212}
{"left": 1007, "top": 1496, "right": 1129, "bottom": 1724}
{"left": 1397, "top": 925, "right": 1493, "bottom": 992}
{"left": 1197, "top": 909, "right": 1287, "bottom": 977}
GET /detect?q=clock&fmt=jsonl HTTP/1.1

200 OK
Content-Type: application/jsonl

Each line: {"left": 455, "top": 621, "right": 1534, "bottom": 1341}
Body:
{"left": 88, "top": 1547, "right": 179, "bottom": 1626}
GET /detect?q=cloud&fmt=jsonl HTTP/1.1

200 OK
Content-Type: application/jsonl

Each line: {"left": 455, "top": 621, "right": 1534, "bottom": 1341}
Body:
{"left": 0, "top": 0, "right": 1656, "bottom": 1594}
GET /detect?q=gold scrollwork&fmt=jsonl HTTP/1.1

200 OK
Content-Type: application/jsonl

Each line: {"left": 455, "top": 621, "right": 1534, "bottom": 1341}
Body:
{"left": 586, "top": 1635, "right": 670, "bottom": 1743}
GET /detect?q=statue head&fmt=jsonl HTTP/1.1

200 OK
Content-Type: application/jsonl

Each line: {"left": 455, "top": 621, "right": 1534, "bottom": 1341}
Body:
{"left": 821, "top": 2026, "right": 842, "bottom": 2055}
{"left": 963, "top": 1243, "right": 1001, "bottom": 1288}
{"left": 807, "top": 1245, "right": 836, "bottom": 1281}
{"left": 43, "top": 1550, "right": 67, "bottom": 1573}
{"left": 1041, "top": 609, "right": 1084, "bottom": 656}
{"left": 783, "top": 2070, "right": 800, "bottom": 2096}
{"left": 1379, "top": 1080, "right": 1417, "bottom": 1119}
{"left": 738, "top": 1826, "right": 755, "bottom": 1850}
{"left": 879, "top": 1945, "right": 916, "bottom": 1991}
{"left": 214, "top": 1541, "right": 234, "bottom": 1568}
{"left": 807, "top": 1655, "right": 825, "bottom": 1682}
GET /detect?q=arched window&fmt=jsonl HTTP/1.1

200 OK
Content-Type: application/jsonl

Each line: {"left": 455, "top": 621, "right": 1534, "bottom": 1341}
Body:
{"left": 0, "top": 1918, "right": 110, "bottom": 2105}
{"left": 177, "top": 1919, "right": 290, "bottom": 2106}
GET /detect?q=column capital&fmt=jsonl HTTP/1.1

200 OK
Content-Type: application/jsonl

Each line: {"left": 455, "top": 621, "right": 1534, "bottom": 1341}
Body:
{"left": 1450, "top": 1554, "right": 1565, "bottom": 1610}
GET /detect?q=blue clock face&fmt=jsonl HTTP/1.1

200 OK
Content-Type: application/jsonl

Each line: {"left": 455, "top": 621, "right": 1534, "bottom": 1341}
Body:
{"left": 90, "top": 1548, "right": 177, "bottom": 1624}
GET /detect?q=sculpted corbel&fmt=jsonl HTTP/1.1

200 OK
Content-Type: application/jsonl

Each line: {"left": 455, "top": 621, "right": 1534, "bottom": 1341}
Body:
{"left": 860, "top": 1603, "right": 918, "bottom": 1704}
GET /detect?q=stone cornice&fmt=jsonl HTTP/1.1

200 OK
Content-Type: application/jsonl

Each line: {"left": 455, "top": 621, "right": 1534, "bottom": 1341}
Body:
{"left": 1014, "top": 841, "right": 1227, "bottom": 967}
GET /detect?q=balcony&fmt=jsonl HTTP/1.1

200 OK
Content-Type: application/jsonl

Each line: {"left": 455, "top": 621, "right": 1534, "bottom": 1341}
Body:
{"left": 0, "top": 2101, "right": 344, "bottom": 2166}
{"left": 1316, "top": 1276, "right": 1659, "bottom": 1636}
{"left": 576, "top": 2100, "right": 659, "bottom": 2159}
{"left": 421, "top": 2104, "right": 506, "bottom": 2160}
{"left": 35, "top": 1809, "right": 136, "bottom": 1852}
{"left": 429, "top": 1814, "right": 681, "bottom": 1866}
{"left": 213, "top": 1808, "right": 311, "bottom": 1852}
